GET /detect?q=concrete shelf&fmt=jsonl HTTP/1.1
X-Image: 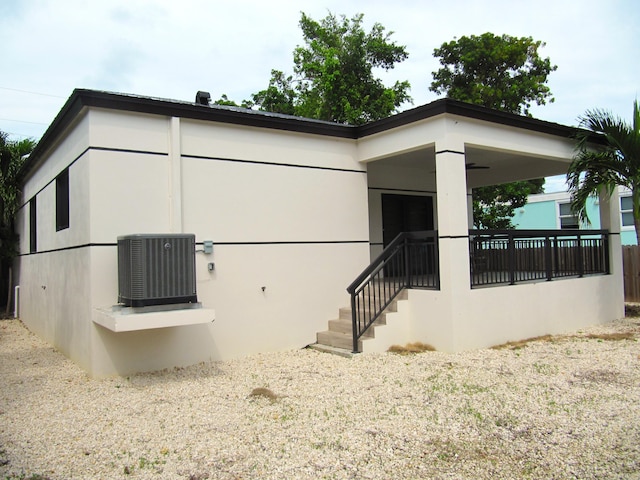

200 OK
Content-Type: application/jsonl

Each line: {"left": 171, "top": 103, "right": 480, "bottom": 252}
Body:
{"left": 93, "top": 303, "right": 215, "bottom": 332}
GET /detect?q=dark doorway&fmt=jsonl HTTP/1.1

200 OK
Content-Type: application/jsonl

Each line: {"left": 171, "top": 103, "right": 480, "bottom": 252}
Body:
{"left": 382, "top": 194, "right": 434, "bottom": 246}
{"left": 382, "top": 194, "right": 436, "bottom": 278}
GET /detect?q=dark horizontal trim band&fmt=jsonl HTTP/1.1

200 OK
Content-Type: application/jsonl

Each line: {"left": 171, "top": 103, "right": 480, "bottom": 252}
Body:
{"left": 435, "top": 149, "right": 465, "bottom": 156}
{"left": 438, "top": 235, "right": 470, "bottom": 240}
{"left": 202, "top": 240, "right": 370, "bottom": 246}
{"left": 368, "top": 187, "right": 436, "bottom": 195}
{"left": 370, "top": 242, "right": 384, "bottom": 246}
{"left": 19, "top": 243, "right": 115, "bottom": 256}
{"left": 20, "top": 240, "right": 369, "bottom": 256}
{"left": 183, "top": 154, "right": 365, "bottom": 174}
{"left": 19, "top": 146, "right": 91, "bottom": 210}
{"left": 18, "top": 146, "right": 167, "bottom": 211}
{"left": 90, "top": 146, "right": 167, "bottom": 157}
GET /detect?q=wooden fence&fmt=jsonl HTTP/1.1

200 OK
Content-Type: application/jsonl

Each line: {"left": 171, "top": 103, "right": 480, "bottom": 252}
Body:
{"left": 623, "top": 245, "right": 640, "bottom": 302}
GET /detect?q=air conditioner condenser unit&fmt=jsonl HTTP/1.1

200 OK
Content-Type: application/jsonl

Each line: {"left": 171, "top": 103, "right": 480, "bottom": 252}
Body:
{"left": 117, "top": 234, "right": 198, "bottom": 307}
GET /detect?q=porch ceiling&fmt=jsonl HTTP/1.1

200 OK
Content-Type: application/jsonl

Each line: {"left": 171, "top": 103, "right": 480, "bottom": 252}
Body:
{"left": 374, "top": 144, "right": 572, "bottom": 189}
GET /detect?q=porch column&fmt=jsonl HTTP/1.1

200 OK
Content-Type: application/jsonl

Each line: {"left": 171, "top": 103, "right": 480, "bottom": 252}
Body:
{"left": 435, "top": 143, "right": 471, "bottom": 294}
{"left": 599, "top": 188, "right": 624, "bottom": 311}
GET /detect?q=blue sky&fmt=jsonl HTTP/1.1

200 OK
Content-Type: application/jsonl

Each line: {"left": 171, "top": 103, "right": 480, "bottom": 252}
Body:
{"left": 1, "top": 0, "right": 638, "bottom": 191}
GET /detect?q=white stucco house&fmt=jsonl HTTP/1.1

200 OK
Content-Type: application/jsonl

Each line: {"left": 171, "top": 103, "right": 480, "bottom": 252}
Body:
{"left": 15, "top": 89, "right": 624, "bottom": 377}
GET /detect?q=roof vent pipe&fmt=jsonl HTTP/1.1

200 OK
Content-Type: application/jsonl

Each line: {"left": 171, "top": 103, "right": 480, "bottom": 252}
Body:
{"left": 195, "top": 91, "right": 211, "bottom": 106}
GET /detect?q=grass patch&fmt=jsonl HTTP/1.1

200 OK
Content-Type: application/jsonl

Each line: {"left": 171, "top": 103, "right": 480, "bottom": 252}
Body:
{"left": 492, "top": 331, "right": 635, "bottom": 350}
{"left": 491, "top": 335, "right": 555, "bottom": 350}
{"left": 584, "top": 332, "right": 635, "bottom": 341}
{"left": 388, "top": 342, "right": 435, "bottom": 355}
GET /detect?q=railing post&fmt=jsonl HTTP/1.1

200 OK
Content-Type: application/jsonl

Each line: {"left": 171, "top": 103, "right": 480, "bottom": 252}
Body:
{"left": 545, "top": 234, "right": 553, "bottom": 281}
{"left": 508, "top": 232, "right": 515, "bottom": 285}
{"left": 553, "top": 235, "right": 559, "bottom": 277}
{"left": 577, "top": 233, "right": 584, "bottom": 277}
{"left": 351, "top": 293, "right": 359, "bottom": 353}
{"left": 404, "top": 236, "right": 411, "bottom": 289}
{"left": 604, "top": 232, "right": 611, "bottom": 274}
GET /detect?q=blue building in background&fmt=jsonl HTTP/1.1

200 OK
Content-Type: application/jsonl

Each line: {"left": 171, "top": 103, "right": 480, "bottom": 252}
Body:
{"left": 513, "top": 187, "right": 637, "bottom": 245}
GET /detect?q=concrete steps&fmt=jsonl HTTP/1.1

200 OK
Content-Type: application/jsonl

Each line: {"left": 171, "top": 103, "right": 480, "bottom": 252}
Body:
{"left": 312, "top": 289, "right": 408, "bottom": 354}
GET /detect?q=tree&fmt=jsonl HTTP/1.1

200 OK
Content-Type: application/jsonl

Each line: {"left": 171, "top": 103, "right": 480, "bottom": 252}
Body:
{"left": 430, "top": 32, "right": 557, "bottom": 115}
{"left": 473, "top": 179, "right": 545, "bottom": 229}
{"left": 0, "top": 132, "right": 35, "bottom": 313}
{"left": 567, "top": 100, "right": 640, "bottom": 243}
{"left": 430, "top": 33, "right": 556, "bottom": 227}
{"left": 249, "top": 12, "right": 412, "bottom": 125}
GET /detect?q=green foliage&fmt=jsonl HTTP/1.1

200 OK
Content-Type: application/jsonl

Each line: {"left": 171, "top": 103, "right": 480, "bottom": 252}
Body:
{"left": 250, "top": 12, "right": 412, "bottom": 124}
{"left": 0, "top": 133, "right": 35, "bottom": 261}
{"left": 430, "top": 32, "right": 557, "bottom": 116}
{"left": 473, "top": 179, "right": 545, "bottom": 229}
{"left": 429, "top": 32, "right": 555, "bottom": 227}
{"left": 212, "top": 94, "right": 254, "bottom": 109}
{"left": 567, "top": 100, "right": 640, "bottom": 243}
{"left": 250, "top": 70, "right": 296, "bottom": 116}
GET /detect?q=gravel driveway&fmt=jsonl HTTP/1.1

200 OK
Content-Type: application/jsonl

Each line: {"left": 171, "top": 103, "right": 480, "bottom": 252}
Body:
{"left": 1, "top": 315, "right": 639, "bottom": 479}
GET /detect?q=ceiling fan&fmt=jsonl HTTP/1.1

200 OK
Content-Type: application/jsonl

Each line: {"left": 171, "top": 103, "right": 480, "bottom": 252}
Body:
{"left": 465, "top": 163, "right": 490, "bottom": 170}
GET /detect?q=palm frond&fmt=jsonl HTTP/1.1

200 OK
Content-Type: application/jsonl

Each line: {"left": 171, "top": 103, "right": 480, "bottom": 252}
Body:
{"left": 569, "top": 101, "right": 640, "bottom": 227}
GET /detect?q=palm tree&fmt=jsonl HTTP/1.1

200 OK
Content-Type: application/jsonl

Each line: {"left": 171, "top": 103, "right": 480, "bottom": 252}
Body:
{"left": 0, "top": 132, "right": 36, "bottom": 314}
{"left": 567, "top": 100, "right": 640, "bottom": 244}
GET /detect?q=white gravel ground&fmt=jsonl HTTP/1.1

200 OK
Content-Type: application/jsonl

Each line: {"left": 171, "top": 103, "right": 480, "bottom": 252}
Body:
{"left": 1, "top": 316, "right": 639, "bottom": 480}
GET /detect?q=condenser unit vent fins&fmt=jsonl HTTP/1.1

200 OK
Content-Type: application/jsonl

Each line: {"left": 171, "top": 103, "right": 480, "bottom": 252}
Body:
{"left": 117, "top": 234, "right": 197, "bottom": 307}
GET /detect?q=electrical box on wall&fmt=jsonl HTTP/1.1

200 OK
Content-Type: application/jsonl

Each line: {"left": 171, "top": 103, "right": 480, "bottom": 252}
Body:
{"left": 117, "top": 234, "right": 198, "bottom": 307}
{"left": 203, "top": 240, "right": 213, "bottom": 254}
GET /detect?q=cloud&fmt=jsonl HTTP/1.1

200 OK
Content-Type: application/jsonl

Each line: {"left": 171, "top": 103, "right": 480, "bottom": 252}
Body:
{"left": 1, "top": 0, "right": 638, "bottom": 142}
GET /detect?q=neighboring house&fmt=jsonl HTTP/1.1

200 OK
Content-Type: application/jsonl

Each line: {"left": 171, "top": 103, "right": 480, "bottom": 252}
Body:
{"left": 514, "top": 188, "right": 637, "bottom": 245}
{"left": 15, "top": 89, "right": 624, "bottom": 377}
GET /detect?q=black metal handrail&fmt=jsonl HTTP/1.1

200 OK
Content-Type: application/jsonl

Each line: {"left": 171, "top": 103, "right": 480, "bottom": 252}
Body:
{"left": 347, "top": 231, "right": 439, "bottom": 353}
{"left": 469, "top": 229, "right": 610, "bottom": 287}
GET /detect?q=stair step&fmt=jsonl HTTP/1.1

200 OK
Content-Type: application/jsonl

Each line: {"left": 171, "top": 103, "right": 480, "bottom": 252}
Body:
{"left": 314, "top": 288, "right": 408, "bottom": 352}
{"left": 307, "top": 343, "right": 356, "bottom": 358}
{"left": 316, "top": 330, "right": 363, "bottom": 351}
{"left": 328, "top": 318, "right": 381, "bottom": 336}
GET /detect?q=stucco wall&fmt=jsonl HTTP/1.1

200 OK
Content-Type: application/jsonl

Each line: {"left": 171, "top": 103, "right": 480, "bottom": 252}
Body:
{"left": 17, "top": 108, "right": 371, "bottom": 377}
{"left": 406, "top": 272, "right": 624, "bottom": 352}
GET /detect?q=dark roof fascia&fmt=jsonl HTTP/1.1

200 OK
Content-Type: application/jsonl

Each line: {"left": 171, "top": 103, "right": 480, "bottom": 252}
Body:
{"left": 76, "top": 89, "right": 357, "bottom": 137}
{"left": 20, "top": 90, "right": 605, "bottom": 182}
{"left": 358, "top": 98, "right": 579, "bottom": 139}
{"left": 18, "top": 89, "right": 357, "bottom": 182}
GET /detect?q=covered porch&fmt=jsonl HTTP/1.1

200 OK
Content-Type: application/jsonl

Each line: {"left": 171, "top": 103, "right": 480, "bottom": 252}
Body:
{"left": 341, "top": 103, "right": 624, "bottom": 353}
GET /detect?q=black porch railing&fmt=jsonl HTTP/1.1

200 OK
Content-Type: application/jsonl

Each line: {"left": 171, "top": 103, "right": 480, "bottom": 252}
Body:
{"left": 347, "top": 231, "right": 439, "bottom": 353}
{"left": 469, "top": 229, "right": 610, "bottom": 287}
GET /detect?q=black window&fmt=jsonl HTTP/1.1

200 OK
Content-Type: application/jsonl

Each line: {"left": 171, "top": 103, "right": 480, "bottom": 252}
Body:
{"left": 56, "top": 169, "right": 69, "bottom": 231}
{"left": 29, "top": 197, "right": 37, "bottom": 253}
{"left": 558, "top": 202, "right": 579, "bottom": 229}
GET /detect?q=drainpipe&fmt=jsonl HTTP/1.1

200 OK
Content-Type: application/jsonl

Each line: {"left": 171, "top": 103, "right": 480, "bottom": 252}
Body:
{"left": 14, "top": 285, "right": 19, "bottom": 318}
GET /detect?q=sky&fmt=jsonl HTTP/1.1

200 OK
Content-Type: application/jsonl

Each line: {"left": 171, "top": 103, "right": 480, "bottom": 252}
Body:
{"left": 1, "top": 0, "right": 638, "bottom": 192}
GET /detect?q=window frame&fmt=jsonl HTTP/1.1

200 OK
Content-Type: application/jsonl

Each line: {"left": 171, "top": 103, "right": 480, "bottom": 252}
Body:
{"left": 29, "top": 197, "right": 37, "bottom": 253}
{"left": 557, "top": 201, "right": 579, "bottom": 230}
{"left": 620, "top": 195, "right": 634, "bottom": 229}
{"left": 56, "top": 168, "right": 70, "bottom": 231}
